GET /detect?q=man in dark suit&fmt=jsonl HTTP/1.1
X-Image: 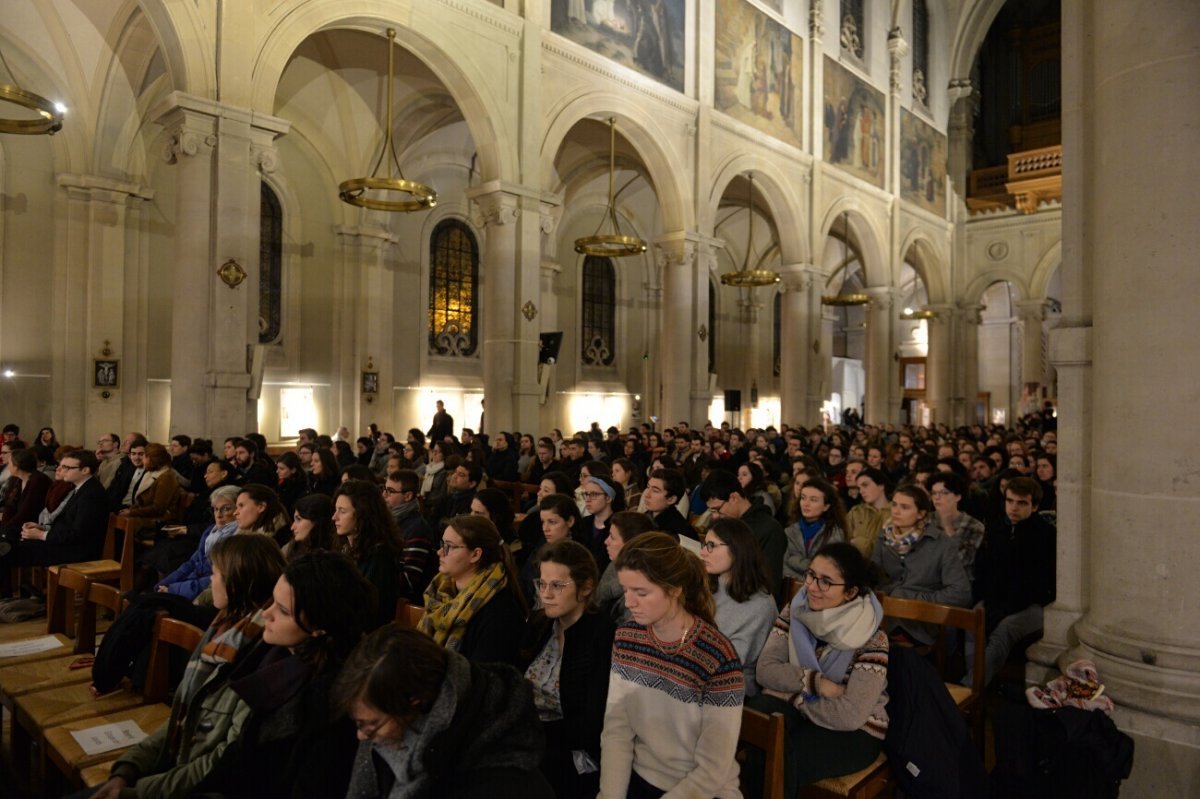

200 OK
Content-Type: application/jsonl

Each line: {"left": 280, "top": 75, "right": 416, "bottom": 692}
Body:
{"left": 1, "top": 449, "right": 109, "bottom": 565}
{"left": 427, "top": 400, "right": 454, "bottom": 444}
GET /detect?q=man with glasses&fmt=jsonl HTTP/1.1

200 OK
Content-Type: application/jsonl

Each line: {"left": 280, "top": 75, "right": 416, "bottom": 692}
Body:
{"left": 701, "top": 469, "right": 786, "bottom": 600}
{"left": 0, "top": 440, "right": 21, "bottom": 484}
{"left": 1, "top": 450, "right": 107, "bottom": 569}
{"left": 384, "top": 469, "right": 436, "bottom": 601}
{"left": 95, "top": 432, "right": 124, "bottom": 489}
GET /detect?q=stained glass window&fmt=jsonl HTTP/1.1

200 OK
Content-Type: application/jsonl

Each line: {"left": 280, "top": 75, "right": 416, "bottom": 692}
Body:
{"left": 581, "top": 256, "right": 616, "bottom": 366}
{"left": 428, "top": 219, "right": 479, "bottom": 357}
{"left": 259, "top": 183, "right": 283, "bottom": 344}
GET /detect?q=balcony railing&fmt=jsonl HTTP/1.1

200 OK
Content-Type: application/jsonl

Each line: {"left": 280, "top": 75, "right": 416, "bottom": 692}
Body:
{"left": 967, "top": 144, "right": 1062, "bottom": 214}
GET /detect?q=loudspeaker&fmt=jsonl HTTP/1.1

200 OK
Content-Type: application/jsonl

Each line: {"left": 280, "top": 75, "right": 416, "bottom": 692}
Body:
{"left": 539, "top": 332, "right": 564, "bottom": 364}
{"left": 724, "top": 389, "right": 742, "bottom": 412}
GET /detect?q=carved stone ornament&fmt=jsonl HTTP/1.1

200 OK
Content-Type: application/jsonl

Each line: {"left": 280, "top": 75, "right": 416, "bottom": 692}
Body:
{"left": 217, "top": 259, "right": 247, "bottom": 289}
{"left": 582, "top": 335, "right": 612, "bottom": 366}
{"left": 254, "top": 145, "right": 279, "bottom": 174}
{"left": 522, "top": 301, "right": 538, "bottom": 321}
{"left": 697, "top": 324, "right": 708, "bottom": 342}
{"left": 432, "top": 320, "right": 472, "bottom": 357}
{"left": 913, "top": 67, "right": 928, "bottom": 105}
{"left": 809, "top": 3, "right": 825, "bottom": 37}
{"left": 841, "top": 15, "right": 862, "bottom": 59}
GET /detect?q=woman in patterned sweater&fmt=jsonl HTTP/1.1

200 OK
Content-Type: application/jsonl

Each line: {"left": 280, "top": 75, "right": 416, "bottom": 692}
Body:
{"left": 599, "top": 532, "right": 744, "bottom": 799}
{"left": 751, "top": 541, "right": 889, "bottom": 794}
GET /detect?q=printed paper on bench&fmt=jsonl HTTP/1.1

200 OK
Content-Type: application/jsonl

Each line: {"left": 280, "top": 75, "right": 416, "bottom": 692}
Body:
{"left": 69, "top": 720, "right": 149, "bottom": 757}
{"left": 0, "top": 635, "right": 63, "bottom": 657}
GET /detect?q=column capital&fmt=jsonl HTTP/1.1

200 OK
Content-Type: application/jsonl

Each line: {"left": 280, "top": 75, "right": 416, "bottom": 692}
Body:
{"left": 1015, "top": 298, "right": 1047, "bottom": 322}
{"left": 809, "top": 3, "right": 824, "bottom": 37}
{"left": 956, "top": 302, "right": 985, "bottom": 325}
{"left": 948, "top": 77, "right": 974, "bottom": 101}
{"left": 864, "top": 286, "right": 900, "bottom": 310}
{"left": 152, "top": 92, "right": 288, "bottom": 165}
{"left": 887, "top": 29, "right": 909, "bottom": 95}
{"left": 653, "top": 231, "right": 724, "bottom": 268}
{"left": 466, "top": 180, "right": 544, "bottom": 227}
{"left": 925, "top": 303, "right": 956, "bottom": 326}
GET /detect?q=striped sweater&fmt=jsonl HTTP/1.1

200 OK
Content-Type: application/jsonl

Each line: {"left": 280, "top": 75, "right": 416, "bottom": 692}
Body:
{"left": 754, "top": 606, "right": 890, "bottom": 739}
{"left": 599, "top": 619, "right": 744, "bottom": 798}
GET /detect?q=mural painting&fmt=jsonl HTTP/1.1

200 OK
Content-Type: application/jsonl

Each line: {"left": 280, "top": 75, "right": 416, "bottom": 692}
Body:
{"left": 900, "top": 108, "right": 947, "bottom": 216}
{"left": 714, "top": 0, "right": 803, "bottom": 149}
{"left": 551, "top": 0, "right": 686, "bottom": 91}
{"left": 822, "top": 57, "right": 886, "bottom": 188}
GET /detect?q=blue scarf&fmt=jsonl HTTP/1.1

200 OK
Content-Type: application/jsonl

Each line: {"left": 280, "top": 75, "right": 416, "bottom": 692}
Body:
{"left": 789, "top": 587, "right": 883, "bottom": 686}
{"left": 798, "top": 518, "right": 825, "bottom": 550}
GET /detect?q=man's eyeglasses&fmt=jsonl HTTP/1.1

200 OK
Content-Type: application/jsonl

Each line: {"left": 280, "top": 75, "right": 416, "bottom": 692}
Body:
{"left": 803, "top": 569, "right": 846, "bottom": 592}
{"left": 438, "top": 541, "right": 469, "bottom": 555}
{"left": 381, "top": 487, "right": 406, "bottom": 497}
{"left": 533, "top": 579, "right": 574, "bottom": 595}
{"left": 59, "top": 464, "right": 83, "bottom": 472}
{"left": 212, "top": 505, "right": 235, "bottom": 516}
{"left": 705, "top": 499, "right": 730, "bottom": 518}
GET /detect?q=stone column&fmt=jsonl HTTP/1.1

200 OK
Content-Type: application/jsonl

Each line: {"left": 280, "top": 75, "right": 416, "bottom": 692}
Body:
{"left": 54, "top": 175, "right": 154, "bottom": 441}
{"left": 778, "top": 268, "right": 813, "bottom": 425}
{"left": 946, "top": 79, "right": 976, "bottom": 197}
{"left": 954, "top": 304, "right": 983, "bottom": 425}
{"left": 924, "top": 303, "right": 954, "bottom": 425}
{"left": 536, "top": 202, "right": 562, "bottom": 425}
{"left": 1065, "top": 0, "right": 1200, "bottom": 764}
{"left": 863, "top": 287, "right": 896, "bottom": 424}
{"left": 656, "top": 232, "right": 720, "bottom": 428}
{"left": 468, "top": 182, "right": 543, "bottom": 434}
{"left": 335, "top": 225, "right": 398, "bottom": 436}
{"left": 153, "top": 92, "right": 288, "bottom": 440}
{"left": 1016, "top": 298, "right": 1046, "bottom": 393}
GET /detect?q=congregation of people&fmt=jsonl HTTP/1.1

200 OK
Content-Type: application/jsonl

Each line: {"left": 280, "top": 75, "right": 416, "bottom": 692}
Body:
{"left": 0, "top": 409, "right": 1059, "bottom": 798}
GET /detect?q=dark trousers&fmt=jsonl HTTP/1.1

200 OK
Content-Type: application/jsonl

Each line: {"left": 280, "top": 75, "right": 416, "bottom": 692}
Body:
{"left": 743, "top": 694, "right": 883, "bottom": 798}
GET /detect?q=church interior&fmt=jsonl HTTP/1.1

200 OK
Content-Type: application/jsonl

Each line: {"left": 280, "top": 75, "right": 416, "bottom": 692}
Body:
{"left": 0, "top": 0, "right": 1196, "bottom": 795}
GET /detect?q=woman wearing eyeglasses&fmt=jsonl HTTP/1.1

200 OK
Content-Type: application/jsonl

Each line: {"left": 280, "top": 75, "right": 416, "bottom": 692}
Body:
{"left": 517, "top": 540, "right": 615, "bottom": 798}
{"left": 334, "top": 626, "right": 554, "bottom": 799}
{"left": 333, "top": 479, "right": 404, "bottom": 630}
{"left": 421, "top": 514, "right": 527, "bottom": 665}
{"left": 700, "top": 518, "right": 776, "bottom": 697}
{"left": 599, "top": 532, "right": 743, "bottom": 799}
{"left": 154, "top": 485, "right": 242, "bottom": 600}
{"left": 581, "top": 473, "right": 626, "bottom": 573}
{"left": 750, "top": 542, "right": 889, "bottom": 793}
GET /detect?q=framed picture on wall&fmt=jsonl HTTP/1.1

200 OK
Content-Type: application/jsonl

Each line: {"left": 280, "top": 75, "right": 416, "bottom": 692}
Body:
{"left": 361, "top": 371, "right": 379, "bottom": 396}
{"left": 94, "top": 359, "right": 120, "bottom": 389}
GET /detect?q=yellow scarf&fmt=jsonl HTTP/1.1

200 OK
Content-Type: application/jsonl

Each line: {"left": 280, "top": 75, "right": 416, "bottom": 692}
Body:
{"left": 420, "top": 561, "right": 508, "bottom": 650}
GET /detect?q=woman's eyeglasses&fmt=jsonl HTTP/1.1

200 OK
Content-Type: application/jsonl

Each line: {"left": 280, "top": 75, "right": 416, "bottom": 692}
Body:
{"left": 438, "top": 541, "right": 468, "bottom": 555}
{"left": 533, "top": 579, "right": 574, "bottom": 595}
{"left": 700, "top": 541, "right": 728, "bottom": 553}
{"left": 803, "top": 569, "right": 846, "bottom": 592}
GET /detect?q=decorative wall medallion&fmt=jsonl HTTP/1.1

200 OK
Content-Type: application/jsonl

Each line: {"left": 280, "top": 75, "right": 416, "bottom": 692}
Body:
{"left": 218, "top": 259, "right": 247, "bottom": 288}
{"left": 522, "top": 301, "right": 538, "bottom": 321}
{"left": 986, "top": 241, "right": 1009, "bottom": 261}
{"left": 698, "top": 324, "right": 708, "bottom": 342}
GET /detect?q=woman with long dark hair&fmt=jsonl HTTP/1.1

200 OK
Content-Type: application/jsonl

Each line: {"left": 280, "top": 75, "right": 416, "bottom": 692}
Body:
{"left": 308, "top": 449, "right": 341, "bottom": 497}
{"left": 282, "top": 493, "right": 336, "bottom": 561}
{"left": 274, "top": 451, "right": 309, "bottom": 516}
{"left": 783, "top": 477, "right": 849, "bottom": 580}
{"left": 333, "top": 480, "right": 403, "bottom": 630}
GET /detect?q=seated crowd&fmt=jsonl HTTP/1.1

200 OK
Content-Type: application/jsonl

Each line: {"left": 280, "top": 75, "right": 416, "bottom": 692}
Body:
{"left": 0, "top": 413, "right": 1058, "bottom": 798}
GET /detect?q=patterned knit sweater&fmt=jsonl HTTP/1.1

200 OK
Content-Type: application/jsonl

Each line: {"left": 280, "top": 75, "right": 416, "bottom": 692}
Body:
{"left": 599, "top": 619, "right": 745, "bottom": 798}
{"left": 754, "top": 606, "right": 890, "bottom": 739}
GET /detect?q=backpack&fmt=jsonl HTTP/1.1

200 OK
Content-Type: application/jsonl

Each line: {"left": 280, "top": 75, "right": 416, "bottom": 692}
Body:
{"left": 92, "top": 591, "right": 215, "bottom": 693}
{"left": 991, "top": 704, "right": 1134, "bottom": 798}
{"left": 883, "top": 646, "right": 990, "bottom": 798}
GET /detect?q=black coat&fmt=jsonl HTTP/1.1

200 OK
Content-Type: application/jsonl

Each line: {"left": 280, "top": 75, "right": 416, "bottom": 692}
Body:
{"left": 195, "top": 646, "right": 357, "bottom": 799}
{"left": 975, "top": 512, "right": 1057, "bottom": 626}
{"left": 13, "top": 476, "right": 109, "bottom": 565}
{"left": 458, "top": 587, "right": 526, "bottom": 666}
{"left": 647, "top": 505, "right": 694, "bottom": 541}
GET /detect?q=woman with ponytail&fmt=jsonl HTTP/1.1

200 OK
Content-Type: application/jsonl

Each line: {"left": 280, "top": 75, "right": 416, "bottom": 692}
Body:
{"left": 599, "top": 533, "right": 744, "bottom": 799}
{"left": 420, "top": 515, "right": 527, "bottom": 665}
{"left": 194, "top": 550, "right": 377, "bottom": 798}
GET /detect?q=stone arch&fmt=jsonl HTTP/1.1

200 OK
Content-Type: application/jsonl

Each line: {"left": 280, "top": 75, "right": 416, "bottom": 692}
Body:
{"left": 816, "top": 199, "right": 887, "bottom": 289}
{"left": 962, "top": 270, "right": 1029, "bottom": 307}
{"left": 948, "top": 0, "right": 1005, "bottom": 81}
{"left": 898, "top": 228, "right": 949, "bottom": 303}
{"left": 138, "top": 0, "right": 213, "bottom": 97}
{"left": 93, "top": 6, "right": 169, "bottom": 177}
{"left": 541, "top": 91, "right": 690, "bottom": 233}
{"left": 707, "top": 153, "right": 806, "bottom": 265}
{"left": 249, "top": 6, "right": 512, "bottom": 183}
{"left": 1028, "top": 238, "right": 1062, "bottom": 301}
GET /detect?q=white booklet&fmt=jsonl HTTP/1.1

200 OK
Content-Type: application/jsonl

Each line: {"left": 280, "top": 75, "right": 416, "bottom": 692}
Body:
{"left": 0, "top": 635, "right": 63, "bottom": 658}
{"left": 69, "top": 720, "right": 149, "bottom": 757}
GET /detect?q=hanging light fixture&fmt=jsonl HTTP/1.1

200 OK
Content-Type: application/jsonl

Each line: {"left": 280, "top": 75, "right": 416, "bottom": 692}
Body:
{"left": 338, "top": 28, "right": 436, "bottom": 212}
{"left": 0, "top": 45, "right": 64, "bottom": 135}
{"left": 822, "top": 211, "right": 869, "bottom": 306}
{"left": 721, "top": 173, "right": 780, "bottom": 288}
{"left": 574, "top": 117, "right": 647, "bottom": 257}
{"left": 899, "top": 307, "right": 936, "bottom": 320}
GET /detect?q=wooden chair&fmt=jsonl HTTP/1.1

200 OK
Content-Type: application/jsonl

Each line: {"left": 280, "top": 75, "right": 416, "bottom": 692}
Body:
{"left": 43, "top": 616, "right": 203, "bottom": 785}
{"left": 80, "top": 759, "right": 120, "bottom": 789}
{"left": 403, "top": 603, "right": 425, "bottom": 630}
{"left": 801, "top": 754, "right": 892, "bottom": 799}
{"left": 879, "top": 594, "right": 987, "bottom": 747}
{"left": 738, "top": 706, "right": 787, "bottom": 799}
{"left": 45, "top": 513, "right": 149, "bottom": 632}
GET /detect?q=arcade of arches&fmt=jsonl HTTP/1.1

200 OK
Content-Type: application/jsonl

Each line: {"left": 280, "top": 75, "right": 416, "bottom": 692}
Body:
{"left": 0, "top": 0, "right": 1196, "bottom": 791}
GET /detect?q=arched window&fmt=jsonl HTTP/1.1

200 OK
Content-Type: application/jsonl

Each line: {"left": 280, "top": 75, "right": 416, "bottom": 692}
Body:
{"left": 428, "top": 219, "right": 479, "bottom": 357}
{"left": 841, "top": 0, "right": 865, "bottom": 60}
{"left": 708, "top": 281, "right": 717, "bottom": 374}
{"left": 912, "top": 0, "right": 930, "bottom": 105}
{"left": 773, "top": 291, "right": 782, "bottom": 377}
{"left": 581, "top": 256, "right": 616, "bottom": 366}
{"left": 259, "top": 183, "right": 283, "bottom": 344}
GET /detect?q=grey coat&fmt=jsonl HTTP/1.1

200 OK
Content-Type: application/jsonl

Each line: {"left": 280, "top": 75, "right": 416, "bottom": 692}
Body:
{"left": 871, "top": 523, "right": 972, "bottom": 644}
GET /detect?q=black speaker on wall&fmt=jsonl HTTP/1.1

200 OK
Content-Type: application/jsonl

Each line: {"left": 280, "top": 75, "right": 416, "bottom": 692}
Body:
{"left": 724, "top": 389, "right": 742, "bottom": 412}
{"left": 538, "top": 332, "right": 564, "bottom": 364}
